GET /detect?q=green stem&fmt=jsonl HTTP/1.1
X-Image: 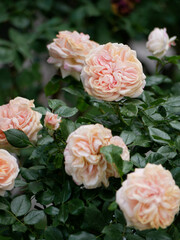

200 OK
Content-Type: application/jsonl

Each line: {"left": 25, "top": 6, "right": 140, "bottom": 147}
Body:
{"left": 155, "top": 61, "right": 160, "bottom": 74}
{"left": 114, "top": 103, "right": 128, "bottom": 126}
{"left": 7, "top": 210, "right": 37, "bottom": 237}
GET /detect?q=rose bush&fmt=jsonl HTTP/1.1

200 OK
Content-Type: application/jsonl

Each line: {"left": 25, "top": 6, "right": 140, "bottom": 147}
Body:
{"left": 0, "top": 29, "right": 179, "bottom": 240}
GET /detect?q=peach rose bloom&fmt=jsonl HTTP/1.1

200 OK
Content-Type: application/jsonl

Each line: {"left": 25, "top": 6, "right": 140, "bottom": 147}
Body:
{"left": 0, "top": 149, "right": 19, "bottom": 196}
{"left": 64, "top": 124, "right": 130, "bottom": 189}
{"left": 146, "top": 28, "right": 176, "bottom": 58}
{"left": 116, "top": 163, "right": 180, "bottom": 230}
{"left": 81, "top": 42, "right": 146, "bottom": 101}
{"left": 0, "top": 97, "right": 42, "bottom": 149}
{"left": 44, "top": 112, "right": 61, "bottom": 131}
{"left": 47, "top": 30, "right": 99, "bottom": 81}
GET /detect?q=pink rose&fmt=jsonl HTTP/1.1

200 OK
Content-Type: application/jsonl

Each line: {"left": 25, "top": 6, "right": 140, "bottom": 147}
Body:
{"left": 0, "top": 149, "right": 19, "bottom": 196}
{"left": 44, "top": 112, "right": 61, "bottom": 131}
{"left": 116, "top": 163, "right": 180, "bottom": 230}
{"left": 64, "top": 124, "right": 129, "bottom": 189}
{"left": 47, "top": 31, "right": 99, "bottom": 80}
{"left": 146, "top": 28, "right": 176, "bottom": 58}
{"left": 81, "top": 42, "right": 146, "bottom": 101}
{"left": 0, "top": 97, "right": 42, "bottom": 149}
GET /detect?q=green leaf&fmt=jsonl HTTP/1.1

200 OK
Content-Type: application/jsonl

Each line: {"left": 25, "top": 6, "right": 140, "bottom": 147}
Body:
{"left": 0, "top": 211, "right": 16, "bottom": 225}
{"left": 99, "top": 189, "right": 115, "bottom": 202}
{"left": 133, "top": 135, "right": 151, "bottom": 147}
{"left": 146, "top": 230, "right": 171, "bottom": 240}
{"left": 38, "top": 135, "right": 54, "bottom": 145}
{"left": 175, "top": 136, "right": 180, "bottom": 151}
{"left": 48, "top": 99, "right": 66, "bottom": 110}
{"left": 32, "top": 107, "right": 49, "bottom": 115}
{"left": 148, "top": 56, "right": 163, "bottom": 63}
{"left": 126, "top": 234, "right": 144, "bottom": 240}
{"left": 170, "top": 121, "right": 180, "bottom": 130}
{"left": 44, "top": 206, "right": 59, "bottom": 216}
{"left": 122, "top": 161, "right": 133, "bottom": 174}
{"left": 28, "top": 182, "right": 44, "bottom": 194}
{"left": 34, "top": 214, "right": 47, "bottom": 229}
{"left": 164, "top": 96, "right": 180, "bottom": 114}
{"left": 120, "top": 131, "right": 135, "bottom": 145}
{"left": 171, "top": 167, "right": 180, "bottom": 187}
{"left": 114, "top": 209, "right": 126, "bottom": 225}
{"left": 146, "top": 152, "right": 167, "bottom": 165}
{"left": 121, "top": 104, "right": 138, "bottom": 117}
{"left": 55, "top": 106, "right": 78, "bottom": 118}
{"left": 68, "top": 199, "right": 84, "bottom": 215}
{"left": 60, "top": 119, "right": 76, "bottom": 140}
{"left": 11, "top": 195, "right": 31, "bottom": 217}
{"left": 59, "top": 181, "right": 71, "bottom": 203}
{"left": 165, "top": 55, "right": 180, "bottom": 65}
{"left": 148, "top": 127, "right": 171, "bottom": 144}
{"left": 36, "top": 0, "right": 53, "bottom": 11}
{"left": 15, "top": 179, "right": 27, "bottom": 187}
{"left": 45, "top": 227, "right": 63, "bottom": 240}
{"left": 100, "top": 144, "right": 123, "bottom": 176}
{"left": 0, "top": 202, "right": 9, "bottom": 211}
{"left": 108, "top": 201, "right": 118, "bottom": 211}
{"left": 131, "top": 154, "right": 146, "bottom": 168}
{"left": 157, "top": 146, "right": 177, "bottom": 159}
{"left": 0, "top": 47, "right": 15, "bottom": 64}
{"left": 4, "top": 129, "right": 31, "bottom": 148}
{"left": 146, "top": 75, "right": 171, "bottom": 86}
{"left": 24, "top": 210, "right": 45, "bottom": 225}
{"left": 20, "top": 168, "right": 39, "bottom": 181}
{"left": 44, "top": 75, "right": 61, "bottom": 96}
{"left": 102, "top": 224, "right": 124, "bottom": 240}
{"left": 62, "top": 87, "right": 84, "bottom": 98}
{"left": 12, "top": 222, "right": 27, "bottom": 232}
{"left": 58, "top": 204, "right": 69, "bottom": 223}
{"left": 37, "top": 190, "right": 54, "bottom": 205}
{"left": 68, "top": 231, "right": 96, "bottom": 240}
{"left": 81, "top": 205, "right": 105, "bottom": 232}
{"left": 168, "top": 225, "right": 180, "bottom": 240}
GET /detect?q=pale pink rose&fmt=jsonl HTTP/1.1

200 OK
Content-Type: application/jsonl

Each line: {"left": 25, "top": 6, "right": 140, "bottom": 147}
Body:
{"left": 0, "top": 97, "right": 42, "bottom": 149}
{"left": 47, "top": 31, "right": 99, "bottom": 81}
{"left": 64, "top": 124, "right": 130, "bottom": 189}
{"left": 0, "top": 149, "right": 19, "bottom": 196}
{"left": 146, "top": 28, "right": 176, "bottom": 58}
{"left": 81, "top": 42, "right": 146, "bottom": 101}
{"left": 44, "top": 112, "right": 61, "bottom": 131}
{"left": 116, "top": 163, "right": 180, "bottom": 230}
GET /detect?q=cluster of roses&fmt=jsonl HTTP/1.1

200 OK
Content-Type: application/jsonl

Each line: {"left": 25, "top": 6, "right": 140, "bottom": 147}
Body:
{"left": 0, "top": 97, "right": 61, "bottom": 194}
{"left": 0, "top": 27, "right": 179, "bottom": 232}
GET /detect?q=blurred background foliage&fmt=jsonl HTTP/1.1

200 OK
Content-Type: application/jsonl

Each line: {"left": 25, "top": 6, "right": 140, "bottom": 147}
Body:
{"left": 0, "top": 0, "right": 180, "bottom": 105}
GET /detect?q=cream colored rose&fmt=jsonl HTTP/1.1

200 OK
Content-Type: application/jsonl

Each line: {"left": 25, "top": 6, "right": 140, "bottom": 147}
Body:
{"left": 116, "top": 163, "right": 180, "bottom": 230}
{"left": 47, "top": 30, "right": 99, "bottom": 81}
{"left": 64, "top": 124, "right": 130, "bottom": 189}
{"left": 81, "top": 42, "right": 146, "bottom": 101}
{"left": 0, "top": 149, "right": 19, "bottom": 196}
{"left": 0, "top": 97, "right": 42, "bottom": 149}
{"left": 146, "top": 28, "right": 176, "bottom": 58}
{"left": 44, "top": 112, "right": 61, "bottom": 131}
